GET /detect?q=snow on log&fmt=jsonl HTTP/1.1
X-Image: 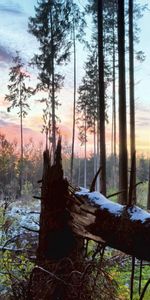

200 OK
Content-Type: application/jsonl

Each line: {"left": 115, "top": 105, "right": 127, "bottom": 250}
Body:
{"left": 68, "top": 188, "right": 150, "bottom": 261}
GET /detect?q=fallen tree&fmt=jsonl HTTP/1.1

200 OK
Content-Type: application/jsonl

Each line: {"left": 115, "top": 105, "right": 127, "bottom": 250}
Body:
{"left": 28, "top": 141, "right": 150, "bottom": 299}
{"left": 67, "top": 187, "right": 150, "bottom": 262}
{"left": 37, "top": 140, "right": 150, "bottom": 262}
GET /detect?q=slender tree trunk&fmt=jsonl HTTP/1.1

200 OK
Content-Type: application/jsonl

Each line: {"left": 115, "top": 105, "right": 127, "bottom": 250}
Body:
{"left": 70, "top": 20, "right": 76, "bottom": 183}
{"left": 20, "top": 79, "right": 23, "bottom": 196}
{"left": 50, "top": 9, "right": 56, "bottom": 159}
{"left": 112, "top": 8, "right": 116, "bottom": 158}
{"left": 112, "top": 4, "right": 117, "bottom": 187}
{"left": 118, "top": 0, "right": 128, "bottom": 204}
{"left": 78, "top": 156, "right": 81, "bottom": 187}
{"left": 48, "top": 112, "right": 51, "bottom": 151}
{"left": 96, "top": 58, "right": 100, "bottom": 192}
{"left": 97, "top": 119, "right": 100, "bottom": 191}
{"left": 93, "top": 118, "right": 97, "bottom": 176}
{"left": 45, "top": 128, "right": 48, "bottom": 151}
{"left": 97, "top": 0, "right": 106, "bottom": 196}
{"left": 84, "top": 111, "right": 87, "bottom": 188}
{"left": 129, "top": 0, "right": 136, "bottom": 203}
{"left": 111, "top": 105, "right": 114, "bottom": 156}
{"left": 147, "top": 160, "right": 150, "bottom": 210}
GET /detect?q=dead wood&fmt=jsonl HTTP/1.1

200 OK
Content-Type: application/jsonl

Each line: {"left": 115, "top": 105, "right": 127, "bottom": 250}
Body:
{"left": 67, "top": 190, "right": 150, "bottom": 262}
{"left": 30, "top": 140, "right": 150, "bottom": 300}
{"left": 37, "top": 138, "right": 75, "bottom": 261}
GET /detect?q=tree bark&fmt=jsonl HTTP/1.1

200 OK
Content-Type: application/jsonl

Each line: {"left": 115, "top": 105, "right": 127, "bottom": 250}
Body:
{"left": 50, "top": 8, "right": 56, "bottom": 159}
{"left": 69, "top": 190, "right": 150, "bottom": 262}
{"left": 129, "top": 0, "right": 136, "bottom": 203}
{"left": 118, "top": 0, "right": 128, "bottom": 204}
{"left": 111, "top": 2, "right": 116, "bottom": 160}
{"left": 37, "top": 141, "right": 73, "bottom": 261}
{"left": 84, "top": 109, "right": 87, "bottom": 188}
{"left": 147, "top": 160, "right": 150, "bottom": 210}
{"left": 29, "top": 140, "right": 85, "bottom": 299}
{"left": 97, "top": 0, "right": 106, "bottom": 196}
{"left": 70, "top": 20, "right": 76, "bottom": 183}
{"left": 20, "top": 78, "right": 23, "bottom": 196}
{"left": 93, "top": 117, "right": 97, "bottom": 176}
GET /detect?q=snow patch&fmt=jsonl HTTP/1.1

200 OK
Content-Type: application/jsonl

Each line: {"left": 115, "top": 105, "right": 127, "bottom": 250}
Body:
{"left": 128, "top": 206, "right": 150, "bottom": 223}
{"left": 7, "top": 205, "right": 40, "bottom": 234}
{"left": 76, "top": 189, "right": 123, "bottom": 216}
{"left": 78, "top": 187, "right": 89, "bottom": 193}
{"left": 76, "top": 188, "right": 150, "bottom": 223}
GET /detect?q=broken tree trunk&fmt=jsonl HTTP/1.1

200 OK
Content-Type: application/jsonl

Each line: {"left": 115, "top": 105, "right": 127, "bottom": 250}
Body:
{"left": 37, "top": 142, "right": 74, "bottom": 261}
{"left": 29, "top": 139, "right": 85, "bottom": 300}
{"left": 68, "top": 189, "right": 150, "bottom": 262}
{"left": 37, "top": 138, "right": 85, "bottom": 263}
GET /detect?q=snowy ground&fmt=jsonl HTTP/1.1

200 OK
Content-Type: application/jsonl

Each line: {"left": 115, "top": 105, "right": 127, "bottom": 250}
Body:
{"left": 0, "top": 199, "right": 40, "bottom": 251}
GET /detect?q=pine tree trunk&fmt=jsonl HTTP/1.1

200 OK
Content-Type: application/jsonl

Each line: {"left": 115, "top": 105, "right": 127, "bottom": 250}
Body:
{"left": 147, "top": 160, "right": 150, "bottom": 210}
{"left": 97, "top": 119, "right": 100, "bottom": 191}
{"left": 118, "top": 0, "right": 128, "bottom": 204}
{"left": 50, "top": 9, "right": 56, "bottom": 159}
{"left": 20, "top": 80, "right": 23, "bottom": 196}
{"left": 78, "top": 156, "right": 81, "bottom": 187}
{"left": 112, "top": 22, "right": 117, "bottom": 187}
{"left": 84, "top": 111, "right": 87, "bottom": 188}
{"left": 93, "top": 118, "right": 97, "bottom": 176}
{"left": 70, "top": 21, "right": 76, "bottom": 183}
{"left": 129, "top": 0, "right": 136, "bottom": 203}
{"left": 112, "top": 7, "right": 116, "bottom": 159}
{"left": 97, "top": 0, "right": 106, "bottom": 196}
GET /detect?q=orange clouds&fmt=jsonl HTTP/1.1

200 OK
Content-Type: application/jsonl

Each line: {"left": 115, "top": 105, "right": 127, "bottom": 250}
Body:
{"left": 0, "top": 120, "right": 43, "bottom": 146}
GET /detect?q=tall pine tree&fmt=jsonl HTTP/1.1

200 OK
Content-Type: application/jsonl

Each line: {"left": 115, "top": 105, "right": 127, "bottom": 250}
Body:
{"left": 5, "top": 52, "right": 34, "bottom": 195}
{"left": 29, "top": 0, "right": 72, "bottom": 157}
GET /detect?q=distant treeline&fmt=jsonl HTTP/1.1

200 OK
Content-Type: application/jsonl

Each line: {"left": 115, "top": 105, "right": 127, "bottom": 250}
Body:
{"left": 0, "top": 133, "right": 148, "bottom": 201}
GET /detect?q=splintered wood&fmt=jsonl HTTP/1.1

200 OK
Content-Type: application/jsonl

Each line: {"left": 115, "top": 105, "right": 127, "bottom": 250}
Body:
{"left": 67, "top": 186, "right": 150, "bottom": 262}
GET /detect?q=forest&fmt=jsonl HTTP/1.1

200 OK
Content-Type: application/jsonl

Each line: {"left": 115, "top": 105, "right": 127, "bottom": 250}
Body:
{"left": 0, "top": 0, "right": 150, "bottom": 299}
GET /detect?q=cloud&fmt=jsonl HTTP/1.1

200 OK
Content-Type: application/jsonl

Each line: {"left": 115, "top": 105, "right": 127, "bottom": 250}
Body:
{"left": 0, "top": 2, "right": 24, "bottom": 15}
{"left": 0, "top": 44, "right": 14, "bottom": 65}
{"left": 0, "top": 110, "right": 18, "bottom": 122}
{"left": 0, "top": 119, "right": 43, "bottom": 145}
{"left": 0, "top": 119, "right": 6, "bottom": 127}
{"left": 136, "top": 106, "right": 150, "bottom": 127}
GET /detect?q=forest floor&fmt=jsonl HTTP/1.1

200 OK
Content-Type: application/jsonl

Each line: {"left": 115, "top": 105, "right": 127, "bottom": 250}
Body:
{"left": 0, "top": 183, "right": 150, "bottom": 299}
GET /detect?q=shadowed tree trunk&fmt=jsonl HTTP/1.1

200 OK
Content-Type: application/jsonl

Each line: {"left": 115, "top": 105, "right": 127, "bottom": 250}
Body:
{"left": 118, "top": 0, "right": 128, "bottom": 204}
{"left": 50, "top": 9, "right": 56, "bottom": 158}
{"left": 96, "top": 118, "right": 100, "bottom": 191}
{"left": 37, "top": 140, "right": 75, "bottom": 261}
{"left": 129, "top": 0, "right": 136, "bottom": 203}
{"left": 70, "top": 189, "right": 150, "bottom": 262}
{"left": 147, "top": 160, "right": 150, "bottom": 210}
{"left": 93, "top": 117, "right": 97, "bottom": 176}
{"left": 29, "top": 140, "right": 85, "bottom": 299}
{"left": 111, "top": 2, "right": 116, "bottom": 160}
{"left": 19, "top": 78, "right": 23, "bottom": 195}
{"left": 112, "top": 22, "right": 116, "bottom": 159}
{"left": 70, "top": 20, "right": 76, "bottom": 183}
{"left": 97, "top": 0, "right": 106, "bottom": 196}
{"left": 84, "top": 108, "right": 87, "bottom": 188}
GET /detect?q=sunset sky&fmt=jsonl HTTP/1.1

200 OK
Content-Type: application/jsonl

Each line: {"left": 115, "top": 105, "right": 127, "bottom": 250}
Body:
{"left": 0, "top": 0, "right": 149, "bottom": 157}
